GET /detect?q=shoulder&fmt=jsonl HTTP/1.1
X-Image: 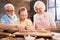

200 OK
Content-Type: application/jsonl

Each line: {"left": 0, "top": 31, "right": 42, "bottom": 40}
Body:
{"left": 45, "top": 12, "right": 52, "bottom": 16}
{"left": 10, "top": 19, "right": 19, "bottom": 24}
{"left": 44, "top": 12, "right": 53, "bottom": 17}
{"left": 44, "top": 12, "right": 54, "bottom": 20}
{"left": 26, "top": 19, "right": 32, "bottom": 23}
{"left": 0, "top": 15, "right": 8, "bottom": 23}
{"left": 34, "top": 14, "right": 38, "bottom": 17}
{"left": 26, "top": 19, "right": 32, "bottom": 22}
{"left": 26, "top": 19, "right": 33, "bottom": 26}
{"left": 1, "top": 15, "right": 7, "bottom": 19}
{"left": 12, "top": 19, "right": 19, "bottom": 22}
{"left": 1, "top": 15, "right": 8, "bottom": 21}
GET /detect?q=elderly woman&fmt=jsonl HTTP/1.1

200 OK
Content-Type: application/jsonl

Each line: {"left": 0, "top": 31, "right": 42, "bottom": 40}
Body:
{"left": 33, "top": 1, "right": 57, "bottom": 40}
{"left": 33, "top": 1, "right": 56, "bottom": 31}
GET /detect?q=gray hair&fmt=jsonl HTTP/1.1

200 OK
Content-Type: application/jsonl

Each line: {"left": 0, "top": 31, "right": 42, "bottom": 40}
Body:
{"left": 34, "top": 1, "right": 45, "bottom": 12}
{"left": 4, "top": 3, "right": 14, "bottom": 10}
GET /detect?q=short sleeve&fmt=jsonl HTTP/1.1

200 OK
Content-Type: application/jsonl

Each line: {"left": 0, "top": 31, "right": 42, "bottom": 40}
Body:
{"left": 10, "top": 19, "right": 19, "bottom": 25}
{"left": 27, "top": 19, "right": 33, "bottom": 27}
{"left": 48, "top": 12, "right": 56, "bottom": 27}
{"left": 0, "top": 17, "right": 5, "bottom": 23}
{"left": 26, "top": 19, "right": 35, "bottom": 30}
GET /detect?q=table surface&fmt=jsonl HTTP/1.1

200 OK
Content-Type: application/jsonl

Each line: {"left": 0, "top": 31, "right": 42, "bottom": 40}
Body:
{"left": 0, "top": 30, "right": 53, "bottom": 37}
{"left": 14, "top": 30, "right": 53, "bottom": 37}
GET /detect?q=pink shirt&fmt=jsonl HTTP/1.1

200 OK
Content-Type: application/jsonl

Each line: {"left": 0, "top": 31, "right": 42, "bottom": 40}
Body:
{"left": 34, "top": 12, "right": 56, "bottom": 29}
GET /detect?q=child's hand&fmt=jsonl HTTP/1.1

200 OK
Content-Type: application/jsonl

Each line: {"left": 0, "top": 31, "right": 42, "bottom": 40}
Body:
{"left": 17, "top": 24, "right": 25, "bottom": 32}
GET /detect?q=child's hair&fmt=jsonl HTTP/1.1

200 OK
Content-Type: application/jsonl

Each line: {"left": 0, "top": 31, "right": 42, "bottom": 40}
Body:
{"left": 18, "top": 7, "right": 27, "bottom": 15}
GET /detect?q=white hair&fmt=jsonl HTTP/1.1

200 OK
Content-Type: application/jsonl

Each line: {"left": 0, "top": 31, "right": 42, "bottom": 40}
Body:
{"left": 4, "top": 3, "right": 14, "bottom": 10}
{"left": 34, "top": 1, "right": 45, "bottom": 12}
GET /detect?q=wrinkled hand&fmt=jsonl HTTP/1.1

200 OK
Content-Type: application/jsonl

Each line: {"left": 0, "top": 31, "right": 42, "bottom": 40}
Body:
{"left": 7, "top": 25, "right": 19, "bottom": 33}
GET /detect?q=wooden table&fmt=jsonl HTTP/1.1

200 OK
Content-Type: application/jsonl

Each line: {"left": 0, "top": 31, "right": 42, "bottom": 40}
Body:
{"left": 0, "top": 32, "right": 15, "bottom": 37}
{"left": 14, "top": 30, "right": 53, "bottom": 40}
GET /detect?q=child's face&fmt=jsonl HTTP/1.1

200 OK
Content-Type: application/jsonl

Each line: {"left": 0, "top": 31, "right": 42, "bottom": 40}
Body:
{"left": 19, "top": 11, "right": 28, "bottom": 20}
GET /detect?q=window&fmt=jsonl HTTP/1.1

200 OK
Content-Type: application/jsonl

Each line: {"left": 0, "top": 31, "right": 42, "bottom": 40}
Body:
{"left": 48, "top": 0, "right": 60, "bottom": 21}
{"left": 48, "top": 0, "right": 56, "bottom": 20}
{"left": 56, "top": 0, "right": 60, "bottom": 20}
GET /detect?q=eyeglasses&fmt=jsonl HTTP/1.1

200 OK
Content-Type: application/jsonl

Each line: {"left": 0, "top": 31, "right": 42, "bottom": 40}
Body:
{"left": 6, "top": 10, "right": 14, "bottom": 12}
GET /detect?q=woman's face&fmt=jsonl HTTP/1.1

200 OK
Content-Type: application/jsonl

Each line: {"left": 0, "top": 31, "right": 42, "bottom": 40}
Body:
{"left": 19, "top": 11, "right": 28, "bottom": 20}
{"left": 35, "top": 7, "right": 44, "bottom": 14}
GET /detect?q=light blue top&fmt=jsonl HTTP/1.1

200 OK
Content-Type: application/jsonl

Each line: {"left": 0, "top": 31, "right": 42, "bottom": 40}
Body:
{"left": 0, "top": 14, "right": 17, "bottom": 24}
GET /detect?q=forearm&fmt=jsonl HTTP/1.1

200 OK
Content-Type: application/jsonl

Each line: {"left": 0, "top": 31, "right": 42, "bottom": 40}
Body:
{"left": 44, "top": 26, "right": 56, "bottom": 31}
{"left": 0, "top": 23, "right": 17, "bottom": 30}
